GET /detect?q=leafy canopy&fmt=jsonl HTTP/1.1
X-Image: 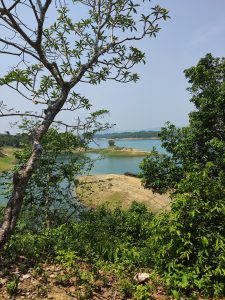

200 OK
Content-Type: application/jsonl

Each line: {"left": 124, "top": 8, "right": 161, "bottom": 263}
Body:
{"left": 140, "top": 53, "right": 225, "bottom": 193}
{"left": 140, "top": 54, "right": 225, "bottom": 297}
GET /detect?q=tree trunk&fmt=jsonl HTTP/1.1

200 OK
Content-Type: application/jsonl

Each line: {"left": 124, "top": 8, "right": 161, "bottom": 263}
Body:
{"left": 0, "top": 87, "right": 69, "bottom": 250}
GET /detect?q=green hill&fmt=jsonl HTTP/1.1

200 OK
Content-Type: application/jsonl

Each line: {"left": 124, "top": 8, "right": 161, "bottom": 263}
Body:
{"left": 94, "top": 130, "right": 160, "bottom": 139}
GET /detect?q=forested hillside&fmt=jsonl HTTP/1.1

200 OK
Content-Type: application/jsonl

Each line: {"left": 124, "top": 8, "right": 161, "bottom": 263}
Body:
{"left": 95, "top": 130, "right": 160, "bottom": 139}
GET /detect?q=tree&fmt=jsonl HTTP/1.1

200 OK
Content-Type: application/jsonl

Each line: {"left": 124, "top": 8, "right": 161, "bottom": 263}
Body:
{"left": 14, "top": 127, "right": 91, "bottom": 231}
{"left": 140, "top": 54, "right": 225, "bottom": 193}
{"left": 108, "top": 139, "right": 115, "bottom": 147}
{"left": 0, "top": 1, "right": 169, "bottom": 248}
{"left": 149, "top": 164, "right": 225, "bottom": 297}
{"left": 140, "top": 54, "right": 225, "bottom": 297}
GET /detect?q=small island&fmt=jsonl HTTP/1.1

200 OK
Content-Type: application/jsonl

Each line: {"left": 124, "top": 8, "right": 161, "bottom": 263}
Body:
{"left": 86, "top": 146, "right": 149, "bottom": 157}
{"left": 83, "top": 138, "right": 150, "bottom": 157}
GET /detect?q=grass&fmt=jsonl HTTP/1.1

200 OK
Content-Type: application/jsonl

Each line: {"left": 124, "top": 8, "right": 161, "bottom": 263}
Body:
{"left": 0, "top": 147, "right": 16, "bottom": 172}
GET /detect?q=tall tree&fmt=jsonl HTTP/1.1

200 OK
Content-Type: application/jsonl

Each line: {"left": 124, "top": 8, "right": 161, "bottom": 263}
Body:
{"left": 140, "top": 54, "right": 225, "bottom": 193}
{"left": 141, "top": 54, "right": 225, "bottom": 296}
{"left": 0, "top": 1, "right": 169, "bottom": 247}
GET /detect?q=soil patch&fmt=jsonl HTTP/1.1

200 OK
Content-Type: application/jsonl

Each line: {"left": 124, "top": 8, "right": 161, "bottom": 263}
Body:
{"left": 77, "top": 174, "right": 170, "bottom": 213}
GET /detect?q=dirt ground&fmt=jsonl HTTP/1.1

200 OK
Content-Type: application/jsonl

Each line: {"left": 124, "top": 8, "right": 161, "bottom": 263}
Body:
{"left": 77, "top": 174, "right": 170, "bottom": 214}
{"left": 0, "top": 262, "right": 170, "bottom": 300}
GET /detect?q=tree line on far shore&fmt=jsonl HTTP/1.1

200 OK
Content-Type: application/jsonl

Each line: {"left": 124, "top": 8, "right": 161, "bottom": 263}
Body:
{"left": 0, "top": 130, "right": 159, "bottom": 149}
{"left": 95, "top": 130, "right": 160, "bottom": 139}
{"left": 0, "top": 133, "right": 28, "bottom": 148}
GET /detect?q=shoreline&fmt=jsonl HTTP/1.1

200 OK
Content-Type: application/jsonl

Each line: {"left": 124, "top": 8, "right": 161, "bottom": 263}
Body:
{"left": 85, "top": 147, "right": 149, "bottom": 157}
{"left": 95, "top": 137, "right": 160, "bottom": 141}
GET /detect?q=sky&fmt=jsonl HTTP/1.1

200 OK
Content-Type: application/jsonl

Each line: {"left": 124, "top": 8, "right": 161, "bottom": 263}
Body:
{"left": 1, "top": 0, "right": 225, "bottom": 133}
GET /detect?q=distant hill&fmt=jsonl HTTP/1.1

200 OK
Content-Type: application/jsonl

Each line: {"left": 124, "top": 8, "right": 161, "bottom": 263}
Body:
{"left": 94, "top": 130, "right": 160, "bottom": 139}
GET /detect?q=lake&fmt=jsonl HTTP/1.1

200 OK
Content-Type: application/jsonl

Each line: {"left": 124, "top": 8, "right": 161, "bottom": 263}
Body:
{"left": 88, "top": 139, "right": 163, "bottom": 174}
{"left": 0, "top": 139, "right": 163, "bottom": 204}
{"left": 89, "top": 138, "right": 163, "bottom": 152}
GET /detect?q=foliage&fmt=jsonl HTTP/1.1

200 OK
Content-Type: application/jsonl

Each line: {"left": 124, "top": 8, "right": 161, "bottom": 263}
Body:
{"left": 0, "top": 133, "right": 28, "bottom": 148}
{"left": 13, "top": 127, "right": 93, "bottom": 230}
{"left": 3, "top": 194, "right": 225, "bottom": 297}
{"left": 108, "top": 139, "right": 115, "bottom": 147}
{"left": 140, "top": 54, "right": 225, "bottom": 193}
{"left": 4, "top": 202, "right": 153, "bottom": 266}
{"left": 148, "top": 165, "right": 225, "bottom": 297}
{"left": 0, "top": 201, "right": 163, "bottom": 299}
{"left": 6, "top": 275, "right": 19, "bottom": 296}
{"left": 51, "top": 201, "right": 154, "bottom": 266}
{"left": 139, "top": 148, "right": 182, "bottom": 193}
{"left": 0, "top": 0, "right": 169, "bottom": 247}
{"left": 139, "top": 54, "right": 225, "bottom": 298}
{"left": 95, "top": 130, "right": 160, "bottom": 139}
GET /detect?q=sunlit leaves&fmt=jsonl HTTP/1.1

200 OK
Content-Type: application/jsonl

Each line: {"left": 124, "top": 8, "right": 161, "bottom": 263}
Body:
{"left": 140, "top": 55, "right": 225, "bottom": 297}
{"left": 140, "top": 54, "right": 225, "bottom": 193}
{"left": 0, "top": 69, "right": 32, "bottom": 87}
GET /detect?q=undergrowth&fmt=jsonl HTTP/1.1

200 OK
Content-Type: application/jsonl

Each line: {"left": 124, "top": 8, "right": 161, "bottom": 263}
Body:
{"left": 1, "top": 198, "right": 225, "bottom": 299}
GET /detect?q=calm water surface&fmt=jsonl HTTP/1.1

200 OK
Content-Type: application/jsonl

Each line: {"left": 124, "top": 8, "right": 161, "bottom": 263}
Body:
{"left": 88, "top": 139, "right": 164, "bottom": 174}
{"left": 89, "top": 138, "right": 163, "bottom": 152}
{"left": 0, "top": 139, "right": 163, "bottom": 204}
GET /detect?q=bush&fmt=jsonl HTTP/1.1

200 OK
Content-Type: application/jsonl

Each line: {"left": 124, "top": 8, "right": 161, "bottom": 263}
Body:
{"left": 148, "top": 165, "right": 225, "bottom": 297}
{"left": 4, "top": 202, "right": 154, "bottom": 268}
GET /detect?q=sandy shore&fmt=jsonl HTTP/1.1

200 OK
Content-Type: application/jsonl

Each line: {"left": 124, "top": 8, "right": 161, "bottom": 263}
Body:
{"left": 75, "top": 147, "right": 149, "bottom": 157}
{"left": 77, "top": 174, "right": 170, "bottom": 214}
{"left": 110, "top": 138, "right": 160, "bottom": 140}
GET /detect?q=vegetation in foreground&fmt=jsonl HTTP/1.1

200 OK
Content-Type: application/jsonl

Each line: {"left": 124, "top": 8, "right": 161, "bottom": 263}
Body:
{"left": 1, "top": 200, "right": 224, "bottom": 299}
{"left": 0, "top": 202, "right": 169, "bottom": 300}
{"left": 139, "top": 54, "right": 225, "bottom": 298}
{"left": 0, "top": 0, "right": 169, "bottom": 248}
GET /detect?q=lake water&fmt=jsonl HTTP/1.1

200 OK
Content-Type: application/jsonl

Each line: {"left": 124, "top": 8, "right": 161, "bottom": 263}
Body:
{"left": 89, "top": 138, "right": 163, "bottom": 152}
{"left": 0, "top": 139, "right": 163, "bottom": 204}
{"left": 88, "top": 139, "right": 163, "bottom": 175}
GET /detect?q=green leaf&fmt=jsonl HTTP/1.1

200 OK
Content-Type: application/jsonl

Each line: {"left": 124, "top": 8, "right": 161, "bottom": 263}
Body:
{"left": 201, "top": 236, "right": 209, "bottom": 247}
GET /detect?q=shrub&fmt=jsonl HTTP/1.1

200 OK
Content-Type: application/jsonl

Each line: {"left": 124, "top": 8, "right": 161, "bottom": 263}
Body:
{"left": 148, "top": 165, "right": 225, "bottom": 297}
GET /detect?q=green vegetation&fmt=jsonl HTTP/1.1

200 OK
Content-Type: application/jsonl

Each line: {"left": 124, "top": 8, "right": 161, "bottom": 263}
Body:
{"left": 1, "top": 54, "right": 225, "bottom": 299}
{"left": 141, "top": 54, "right": 225, "bottom": 193}
{"left": 0, "top": 0, "right": 224, "bottom": 297}
{"left": 0, "top": 133, "right": 28, "bottom": 148}
{"left": 108, "top": 139, "right": 116, "bottom": 147}
{"left": 0, "top": 0, "right": 169, "bottom": 248}
{"left": 13, "top": 128, "right": 92, "bottom": 230}
{"left": 139, "top": 54, "right": 225, "bottom": 298}
{"left": 0, "top": 202, "right": 166, "bottom": 299}
{"left": 0, "top": 148, "right": 15, "bottom": 172}
{"left": 95, "top": 130, "right": 160, "bottom": 139}
{"left": 87, "top": 147, "right": 149, "bottom": 157}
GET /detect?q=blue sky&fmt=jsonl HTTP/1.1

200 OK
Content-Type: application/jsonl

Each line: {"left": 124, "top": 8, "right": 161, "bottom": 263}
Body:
{"left": 93, "top": 0, "right": 225, "bottom": 131}
{"left": 1, "top": 0, "right": 225, "bottom": 133}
